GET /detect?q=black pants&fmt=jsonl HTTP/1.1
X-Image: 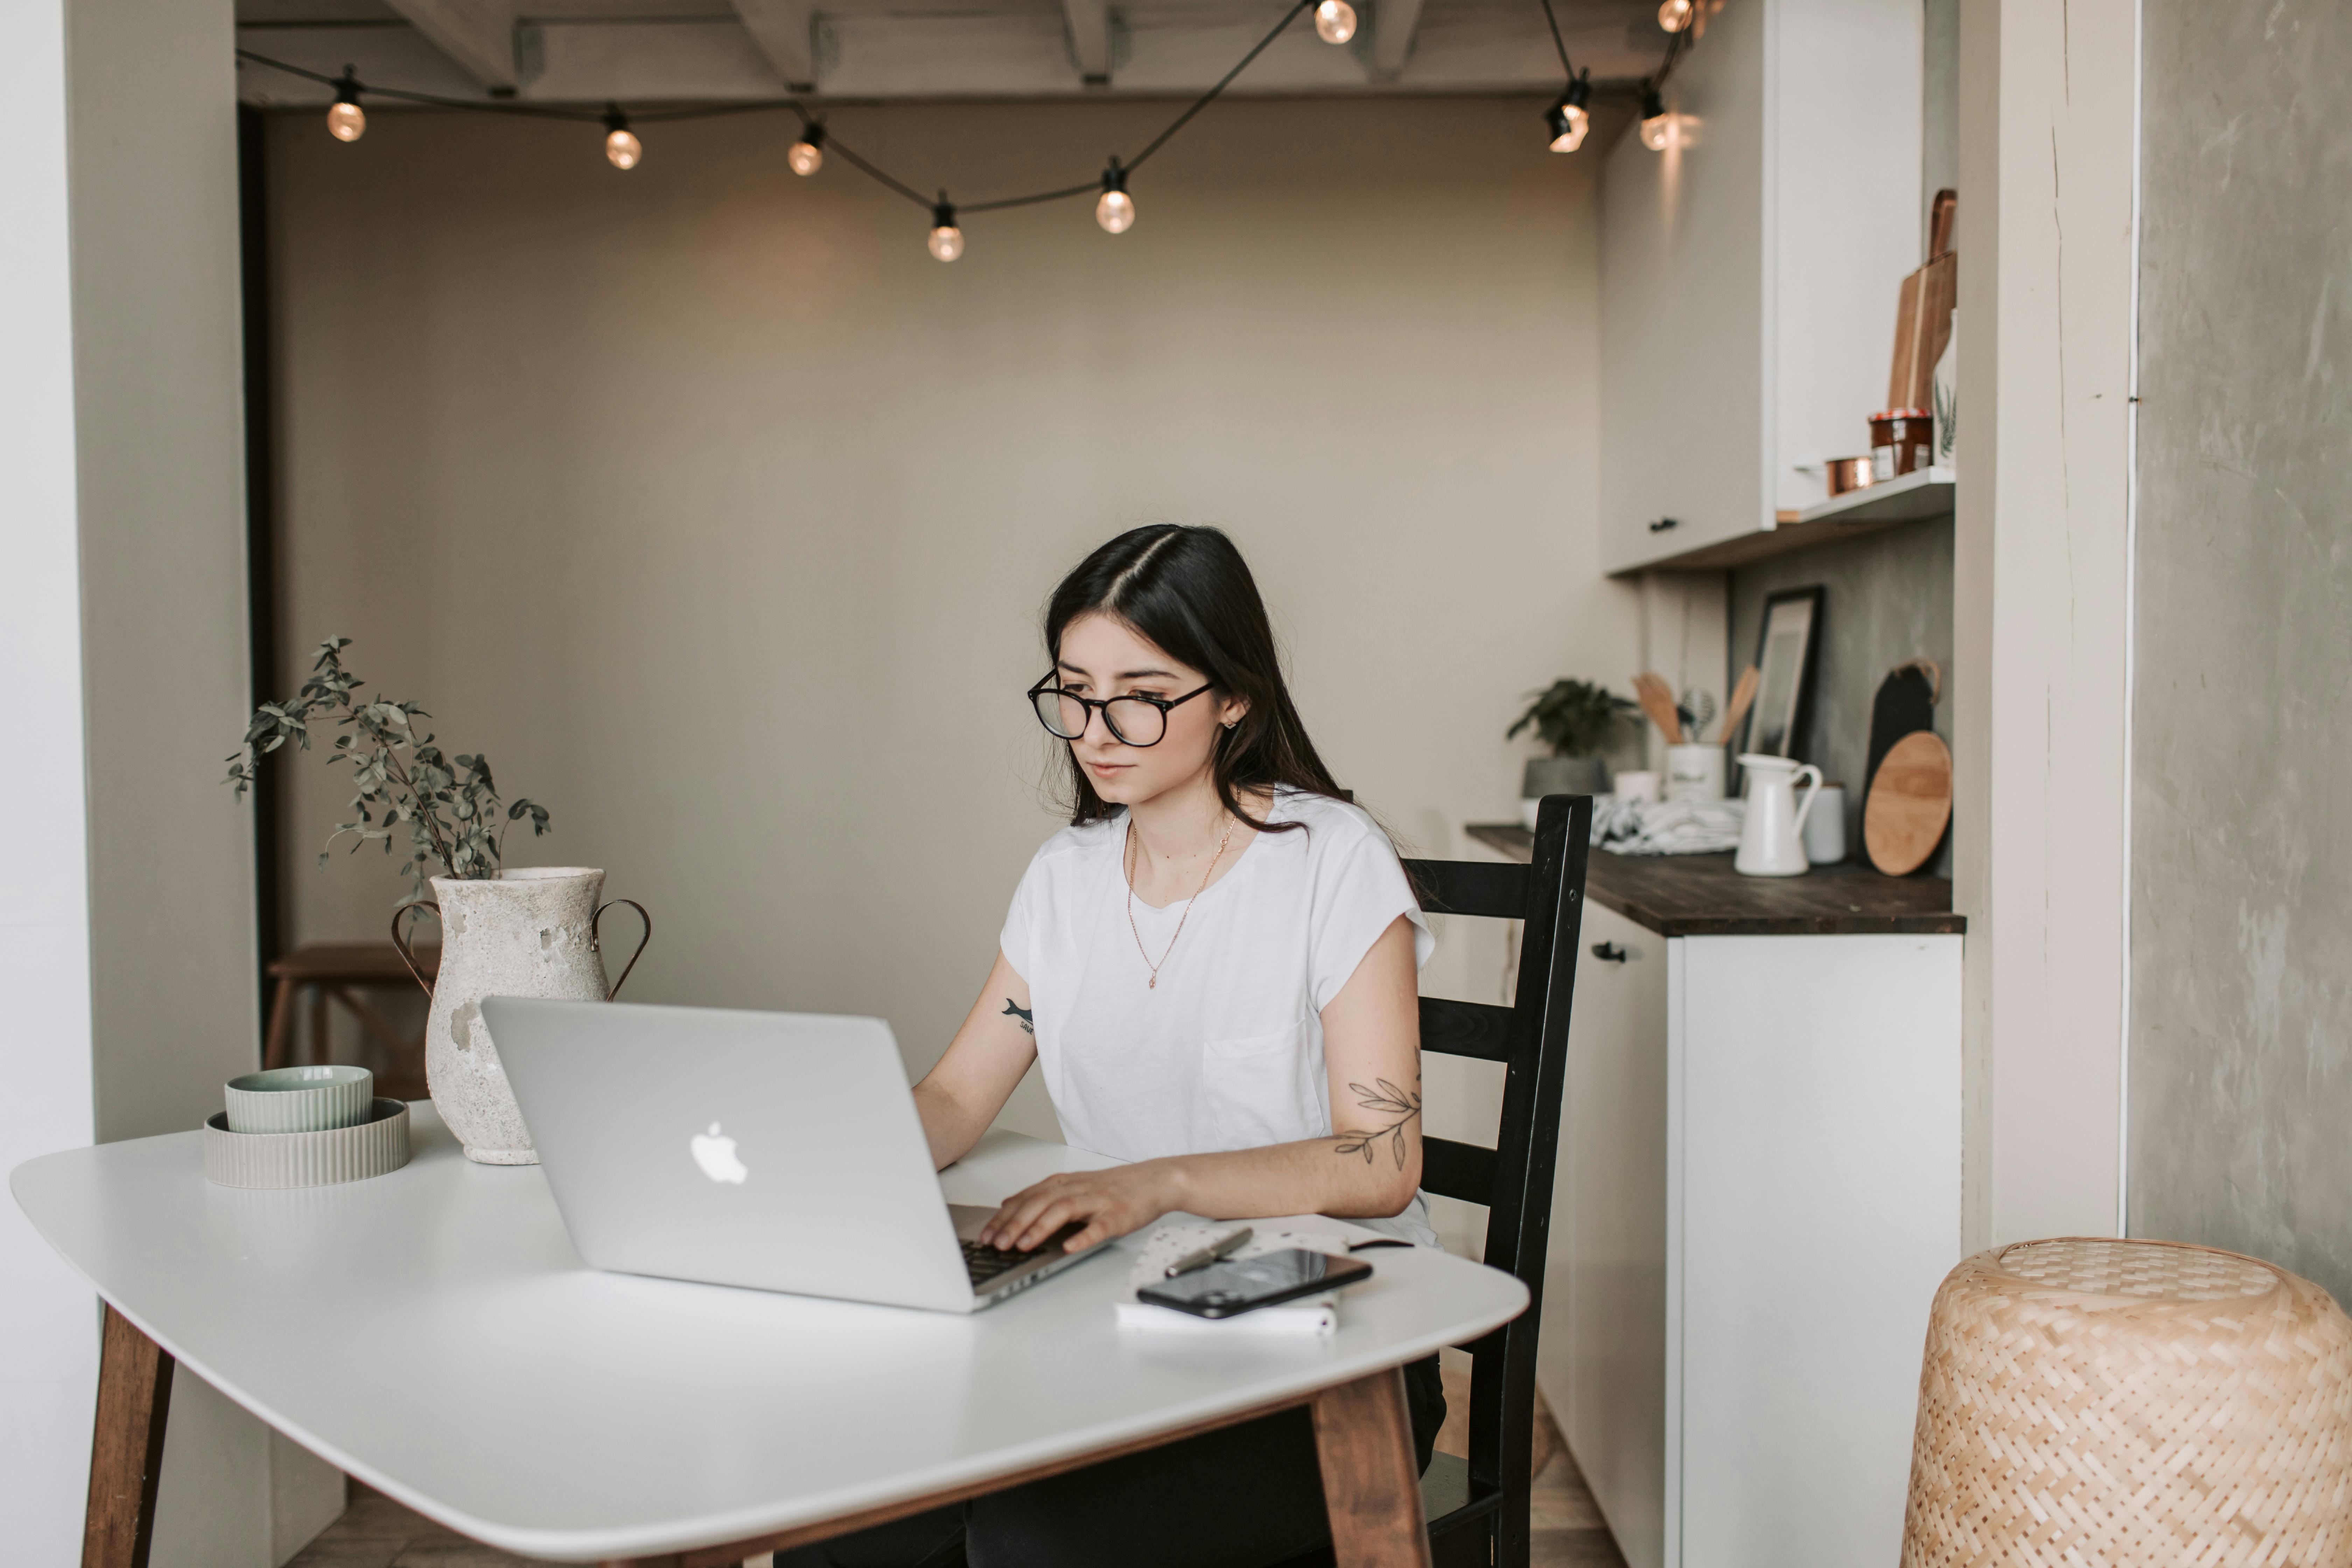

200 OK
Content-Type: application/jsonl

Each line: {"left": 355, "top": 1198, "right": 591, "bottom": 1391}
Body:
{"left": 774, "top": 1356, "right": 1445, "bottom": 1568}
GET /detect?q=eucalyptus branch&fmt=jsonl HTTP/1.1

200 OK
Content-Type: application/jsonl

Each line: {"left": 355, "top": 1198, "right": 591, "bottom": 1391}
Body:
{"left": 225, "top": 637, "right": 552, "bottom": 904}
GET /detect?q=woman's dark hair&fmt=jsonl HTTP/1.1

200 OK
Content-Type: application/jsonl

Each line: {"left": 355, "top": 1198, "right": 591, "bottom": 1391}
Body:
{"left": 1044, "top": 524, "right": 1344, "bottom": 832}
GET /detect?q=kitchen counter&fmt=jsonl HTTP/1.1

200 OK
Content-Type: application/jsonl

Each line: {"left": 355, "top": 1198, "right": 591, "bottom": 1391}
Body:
{"left": 1462, "top": 824, "right": 1963, "bottom": 937}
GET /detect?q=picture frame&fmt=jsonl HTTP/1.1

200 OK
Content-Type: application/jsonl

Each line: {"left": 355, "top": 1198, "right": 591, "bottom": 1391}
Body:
{"left": 1742, "top": 586, "right": 1825, "bottom": 760}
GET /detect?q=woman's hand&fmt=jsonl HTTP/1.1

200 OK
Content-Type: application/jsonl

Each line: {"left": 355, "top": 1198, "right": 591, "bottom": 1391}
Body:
{"left": 980, "top": 1163, "right": 1181, "bottom": 1253}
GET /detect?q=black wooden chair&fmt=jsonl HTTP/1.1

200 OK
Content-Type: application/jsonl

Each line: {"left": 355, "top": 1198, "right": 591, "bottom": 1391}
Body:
{"left": 1279, "top": 792, "right": 1595, "bottom": 1568}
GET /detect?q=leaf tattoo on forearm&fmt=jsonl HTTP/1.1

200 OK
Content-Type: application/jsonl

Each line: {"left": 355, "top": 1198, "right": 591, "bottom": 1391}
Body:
{"left": 1002, "top": 1000, "right": 1035, "bottom": 1036}
{"left": 1333, "top": 1078, "right": 1421, "bottom": 1170}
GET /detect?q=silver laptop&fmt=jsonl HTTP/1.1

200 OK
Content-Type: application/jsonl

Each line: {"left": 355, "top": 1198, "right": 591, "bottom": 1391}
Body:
{"left": 482, "top": 996, "right": 1108, "bottom": 1314}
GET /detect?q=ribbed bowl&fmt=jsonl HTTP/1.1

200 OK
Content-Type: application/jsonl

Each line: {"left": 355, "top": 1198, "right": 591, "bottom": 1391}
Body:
{"left": 224, "top": 1064, "right": 374, "bottom": 1134}
{"left": 204, "top": 1098, "right": 411, "bottom": 1189}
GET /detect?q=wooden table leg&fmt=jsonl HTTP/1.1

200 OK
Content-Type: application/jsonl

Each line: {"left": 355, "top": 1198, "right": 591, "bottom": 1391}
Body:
{"left": 1312, "top": 1366, "right": 1432, "bottom": 1568}
{"left": 262, "top": 975, "right": 295, "bottom": 1070}
{"left": 84, "top": 1303, "right": 175, "bottom": 1568}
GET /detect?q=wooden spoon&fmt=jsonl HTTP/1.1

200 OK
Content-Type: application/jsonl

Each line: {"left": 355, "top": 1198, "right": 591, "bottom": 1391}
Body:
{"left": 1717, "top": 664, "right": 1760, "bottom": 746}
{"left": 1633, "top": 672, "right": 1684, "bottom": 745}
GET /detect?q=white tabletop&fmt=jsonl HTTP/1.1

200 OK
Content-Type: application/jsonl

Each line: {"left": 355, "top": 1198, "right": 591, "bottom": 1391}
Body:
{"left": 13, "top": 1108, "right": 1525, "bottom": 1563}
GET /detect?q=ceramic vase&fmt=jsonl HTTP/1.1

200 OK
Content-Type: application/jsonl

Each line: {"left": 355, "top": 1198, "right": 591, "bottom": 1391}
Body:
{"left": 392, "top": 867, "right": 646, "bottom": 1165}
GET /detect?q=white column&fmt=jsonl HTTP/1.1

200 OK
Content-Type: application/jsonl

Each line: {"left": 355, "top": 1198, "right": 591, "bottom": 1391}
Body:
{"left": 1952, "top": 0, "right": 2138, "bottom": 1249}
{"left": 0, "top": 4, "right": 99, "bottom": 1562}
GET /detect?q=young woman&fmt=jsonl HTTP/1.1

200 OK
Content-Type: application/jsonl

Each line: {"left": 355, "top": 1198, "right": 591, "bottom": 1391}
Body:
{"left": 780, "top": 524, "right": 1441, "bottom": 1568}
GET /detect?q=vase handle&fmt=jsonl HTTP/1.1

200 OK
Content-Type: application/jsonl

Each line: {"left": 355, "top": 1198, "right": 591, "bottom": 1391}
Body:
{"left": 593, "top": 899, "right": 652, "bottom": 1001}
{"left": 391, "top": 902, "right": 441, "bottom": 999}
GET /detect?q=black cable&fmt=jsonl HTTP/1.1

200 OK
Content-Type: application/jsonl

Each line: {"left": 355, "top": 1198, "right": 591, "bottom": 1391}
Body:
{"left": 234, "top": 50, "right": 598, "bottom": 120}
{"left": 1534, "top": 0, "right": 1577, "bottom": 81}
{"left": 1122, "top": 0, "right": 1312, "bottom": 173}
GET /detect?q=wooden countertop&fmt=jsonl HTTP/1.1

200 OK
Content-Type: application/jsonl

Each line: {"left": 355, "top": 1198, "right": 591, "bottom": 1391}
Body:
{"left": 1463, "top": 824, "right": 1965, "bottom": 937}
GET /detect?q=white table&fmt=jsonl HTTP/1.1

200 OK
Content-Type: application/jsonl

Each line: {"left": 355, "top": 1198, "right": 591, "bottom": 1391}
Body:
{"left": 14, "top": 1107, "right": 1526, "bottom": 1567}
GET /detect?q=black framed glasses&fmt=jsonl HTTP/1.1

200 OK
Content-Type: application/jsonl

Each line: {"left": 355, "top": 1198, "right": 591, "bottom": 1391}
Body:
{"left": 1027, "top": 674, "right": 1214, "bottom": 748}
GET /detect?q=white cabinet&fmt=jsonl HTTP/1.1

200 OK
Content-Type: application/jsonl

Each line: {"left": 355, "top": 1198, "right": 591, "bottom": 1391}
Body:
{"left": 1537, "top": 904, "right": 1961, "bottom": 1568}
{"left": 1600, "top": 0, "right": 1924, "bottom": 574}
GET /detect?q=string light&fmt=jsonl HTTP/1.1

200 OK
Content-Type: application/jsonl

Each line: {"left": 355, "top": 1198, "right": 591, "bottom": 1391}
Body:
{"left": 603, "top": 105, "right": 642, "bottom": 170}
{"left": 928, "top": 196, "right": 964, "bottom": 262}
{"left": 1096, "top": 159, "right": 1134, "bottom": 234}
{"left": 1639, "top": 83, "right": 1677, "bottom": 151}
{"left": 326, "top": 66, "right": 365, "bottom": 142}
{"left": 1545, "top": 71, "right": 1591, "bottom": 153}
{"left": 788, "top": 123, "right": 825, "bottom": 176}
{"left": 1658, "top": 0, "right": 1693, "bottom": 31}
{"left": 1313, "top": 0, "right": 1357, "bottom": 44}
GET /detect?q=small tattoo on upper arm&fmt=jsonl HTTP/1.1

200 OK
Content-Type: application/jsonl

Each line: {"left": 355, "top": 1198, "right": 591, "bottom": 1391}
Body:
{"left": 1333, "top": 1078, "right": 1421, "bottom": 1170}
{"left": 1002, "top": 1000, "right": 1034, "bottom": 1036}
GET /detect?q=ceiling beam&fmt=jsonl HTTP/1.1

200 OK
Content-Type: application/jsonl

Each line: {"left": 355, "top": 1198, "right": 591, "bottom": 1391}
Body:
{"left": 1062, "top": 0, "right": 1111, "bottom": 86}
{"left": 380, "top": 0, "right": 518, "bottom": 91}
{"left": 1370, "top": 0, "right": 1427, "bottom": 81}
{"left": 732, "top": 0, "right": 821, "bottom": 92}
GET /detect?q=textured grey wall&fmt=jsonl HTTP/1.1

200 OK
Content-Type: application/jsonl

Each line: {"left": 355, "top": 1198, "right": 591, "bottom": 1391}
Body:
{"left": 2131, "top": 0, "right": 2352, "bottom": 1302}
{"left": 1728, "top": 516, "right": 1955, "bottom": 871}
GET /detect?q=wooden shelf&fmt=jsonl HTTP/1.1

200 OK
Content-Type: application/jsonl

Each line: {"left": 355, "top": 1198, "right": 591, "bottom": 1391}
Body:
{"left": 1612, "top": 468, "right": 1955, "bottom": 574}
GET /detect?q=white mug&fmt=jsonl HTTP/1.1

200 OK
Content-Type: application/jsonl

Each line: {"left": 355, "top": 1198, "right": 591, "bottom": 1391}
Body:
{"left": 1804, "top": 784, "right": 1847, "bottom": 864}
{"left": 1615, "top": 770, "right": 1661, "bottom": 805}
{"left": 1663, "top": 745, "right": 1726, "bottom": 803}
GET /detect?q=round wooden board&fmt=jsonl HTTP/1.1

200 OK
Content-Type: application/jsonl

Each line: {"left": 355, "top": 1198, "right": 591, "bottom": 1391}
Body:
{"left": 1864, "top": 730, "right": 1953, "bottom": 875}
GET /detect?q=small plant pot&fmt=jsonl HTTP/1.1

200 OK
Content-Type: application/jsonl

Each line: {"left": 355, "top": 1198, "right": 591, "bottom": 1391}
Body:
{"left": 1522, "top": 755, "right": 1605, "bottom": 802}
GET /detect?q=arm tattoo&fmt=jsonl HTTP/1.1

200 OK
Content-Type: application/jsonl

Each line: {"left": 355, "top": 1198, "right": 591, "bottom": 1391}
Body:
{"left": 1002, "top": 1000, "right": 1034, "bottom": 1036}
{"left": 1333, "top": 1078, "right": 1422, "bottom": 1170}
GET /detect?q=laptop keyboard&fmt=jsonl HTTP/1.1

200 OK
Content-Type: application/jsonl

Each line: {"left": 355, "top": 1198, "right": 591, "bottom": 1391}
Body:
{"left": 961, "top": 1223, "right": 1086, "bottom": 1288}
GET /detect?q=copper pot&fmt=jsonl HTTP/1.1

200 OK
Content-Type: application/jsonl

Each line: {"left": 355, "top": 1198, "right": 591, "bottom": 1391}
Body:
{"left": 1826, "top": 456, "right": 1876, "bottom": 496}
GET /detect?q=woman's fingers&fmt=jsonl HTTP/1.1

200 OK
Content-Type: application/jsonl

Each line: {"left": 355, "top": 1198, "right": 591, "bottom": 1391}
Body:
{"left": 981, "top": 1176, "right": 1067, "bottom": 1246}
{"left": 1012, "top": 1194, "right": 1086, "bottom": 1251}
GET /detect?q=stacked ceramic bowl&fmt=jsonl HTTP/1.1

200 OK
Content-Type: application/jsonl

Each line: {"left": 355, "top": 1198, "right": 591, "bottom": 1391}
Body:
{"left": 203, "top": 1065, "right": 411, "bottom": 1189}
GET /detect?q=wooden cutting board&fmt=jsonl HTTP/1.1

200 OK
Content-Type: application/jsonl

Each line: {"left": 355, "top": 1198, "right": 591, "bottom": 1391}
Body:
{"left": 1864, "top": 730, "right": 1953, "bottom": 876}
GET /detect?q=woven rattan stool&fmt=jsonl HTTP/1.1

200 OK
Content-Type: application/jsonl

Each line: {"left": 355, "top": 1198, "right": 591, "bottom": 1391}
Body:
{"left": 1901, "top": 1237, "right": 2352, "bottom": 1566}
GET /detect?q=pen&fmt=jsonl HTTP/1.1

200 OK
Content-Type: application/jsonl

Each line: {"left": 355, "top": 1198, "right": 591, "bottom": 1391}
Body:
{"left": 1165, "top": 1226, "right": 1253, "bottom": 1278}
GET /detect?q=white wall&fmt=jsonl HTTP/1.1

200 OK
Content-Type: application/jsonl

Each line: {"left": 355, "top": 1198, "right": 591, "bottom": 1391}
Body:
{"left": 1952, "top": 0, "right": 2136, "bottom": 1249}
{"left": 0, "top": 5, "right": 98, "bottom": 1562}
{"left": 265, "top": 95, "right": 1633, "bottom": 1142}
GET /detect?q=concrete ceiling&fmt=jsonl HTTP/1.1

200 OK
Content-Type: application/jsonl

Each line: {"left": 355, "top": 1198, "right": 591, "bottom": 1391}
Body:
{"left": 233, "top": 0, "right": 1681, "bottom": 105}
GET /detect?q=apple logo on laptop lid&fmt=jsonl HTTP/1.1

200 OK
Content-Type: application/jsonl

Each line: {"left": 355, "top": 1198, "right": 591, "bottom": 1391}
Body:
{"left": 691, "top": 1122, "right": 749, "bottom": 1185}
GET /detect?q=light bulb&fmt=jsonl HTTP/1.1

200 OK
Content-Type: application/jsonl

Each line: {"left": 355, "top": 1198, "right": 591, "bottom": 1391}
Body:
{"left": 1545, "top": 74, "right": 1592, "bottom": 153}
{"left": 603, "top": 106, "right": 640, "bottom": 170}
{"left": 929, "top": 198, "right": 963, "bottom": 261}
{"left": 1639, "top": 85, "right": 1674, "bottom": 152}
{"left": 1314, "top": 0, "right": 1356, "bottom": 45}
{"left": 1096, "top": 160, "right": 1133, "bottom": 234}
{"left": 328, "top": 67, "right": 365, "bottom": 142}
{"left": 1658, "top": 0, "right": 1692, "bottom": 31}
{"left": 789, "top": 125, "right": 825, "bottom": 176}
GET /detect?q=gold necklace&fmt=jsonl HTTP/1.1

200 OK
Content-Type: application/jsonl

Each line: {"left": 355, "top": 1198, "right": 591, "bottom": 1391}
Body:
{"left": 1125, "top": 813, "right": 1237, "bottom": 990}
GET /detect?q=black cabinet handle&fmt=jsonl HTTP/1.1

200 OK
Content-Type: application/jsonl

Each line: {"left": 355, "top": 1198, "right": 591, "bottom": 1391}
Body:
{"left": 1648, "top": 517, "right": 1679, "bottom": 533}
{"left": 1591, "top": 942, "right": 1628, "bottom": 963}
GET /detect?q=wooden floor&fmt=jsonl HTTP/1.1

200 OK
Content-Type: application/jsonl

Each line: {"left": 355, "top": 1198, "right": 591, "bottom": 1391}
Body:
{"left": 285, "top": 1374, "right": 1627, "bottom": 1568}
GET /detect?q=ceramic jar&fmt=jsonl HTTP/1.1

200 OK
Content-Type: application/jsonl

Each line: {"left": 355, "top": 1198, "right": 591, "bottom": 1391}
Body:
{"left": 393, "top": 867, "right": 646, "bottom": 1165}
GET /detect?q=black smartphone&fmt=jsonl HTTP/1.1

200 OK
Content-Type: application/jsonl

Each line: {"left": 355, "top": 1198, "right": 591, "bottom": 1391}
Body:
{"left": 1135, "top": 1248, "right": 1374, "bottom": 1319}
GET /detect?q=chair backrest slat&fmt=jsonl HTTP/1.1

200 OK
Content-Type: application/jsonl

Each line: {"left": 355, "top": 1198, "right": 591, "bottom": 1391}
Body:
{"left": 1405, "top": 796, "right": 1593, "bottom": 1568}
{"left": 1421, "top": 1134, "right": 1498, "bottom": 1206}
{"left": 1418, "top": 996, "right": 1516, "bottom": 1063}
{"left": 1402, "top": 857, "right": 1528, "bottom": 919}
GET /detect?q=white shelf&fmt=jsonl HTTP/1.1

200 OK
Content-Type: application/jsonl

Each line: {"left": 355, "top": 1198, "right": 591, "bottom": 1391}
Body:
{"left": 1793, "top": 466, "right": 1955, "bottom": 525}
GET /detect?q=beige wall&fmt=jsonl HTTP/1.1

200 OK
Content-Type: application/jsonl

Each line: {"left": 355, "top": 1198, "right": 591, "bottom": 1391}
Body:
{"left": 267, "top": 94, "right": 1627, "bottom": 1139}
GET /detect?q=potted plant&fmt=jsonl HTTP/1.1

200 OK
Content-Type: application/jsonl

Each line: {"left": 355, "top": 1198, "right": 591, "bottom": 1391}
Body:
{"left": 1507, "top": 679, "right": 1636, "bottom": 821}
{"left": 226, "top": 638, "right": 647, "bottom": 1166}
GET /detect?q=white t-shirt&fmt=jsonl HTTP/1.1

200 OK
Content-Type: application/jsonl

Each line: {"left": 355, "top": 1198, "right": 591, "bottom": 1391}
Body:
{"left": 998, "top": 788, "right": 1439, "bottom": 1246}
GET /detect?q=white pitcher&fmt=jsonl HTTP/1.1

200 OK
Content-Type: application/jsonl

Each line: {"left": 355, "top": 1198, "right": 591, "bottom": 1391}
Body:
{"left": 1734, "top": 755, "right": 1823, "bottom": 877}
